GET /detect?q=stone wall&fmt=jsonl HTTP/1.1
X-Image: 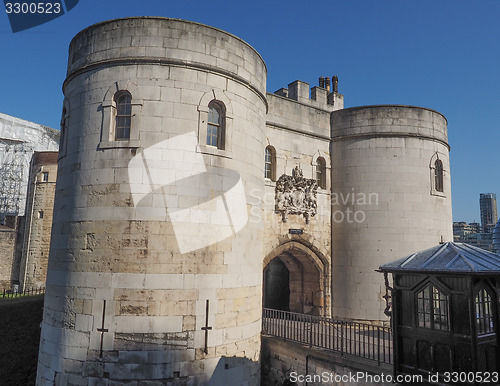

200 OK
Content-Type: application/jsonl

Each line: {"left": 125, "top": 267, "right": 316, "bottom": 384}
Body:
{"left": 261, "top": 336, "right": 392, "bottom": 386}
{"left": 35, "top": 16, "right": 455, "bottom": 385}
{"left": 19, "top": 152, "right": 58, "bottom": 289}
{"left": 261, "top": 92, "right": 334, "bottom": 317}
{"left": 0, "top": 226, "right": 16, "bottom": 289}
{"left": 38, "top": 17, "right": 266, "bottom": 385}
{"left": 331, "top": 105, "right": 453, "bottom": 321}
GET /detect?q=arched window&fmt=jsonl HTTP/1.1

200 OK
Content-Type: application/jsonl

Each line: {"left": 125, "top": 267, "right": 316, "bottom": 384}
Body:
{"left": 316, "top": 157, "right": 326, "bottom": 189}
{"left": 100, "top": 81, "right": 142, "bottom": 149}
{"left": 416, "top": 283, "right": 449, "bottom": 331}
{"left": 434, "top": 159, "right": 444, "bottom": 193}
{"left": 60, "top": 107, "right": 67, "bottom": 150}
{"left": 475, "top": 288, "right": 494, "bottom": 335}
{"left": 265, "top": 146, "right": 276, "bottom": 181}
{"left": 114, "top": 91, "right": 132, "bottom": 140}
{"left": 207, "top": 100, "right": 225, "bottom": 149}
{"left": 59, "top": 103, "right": 70, "bottom": 157}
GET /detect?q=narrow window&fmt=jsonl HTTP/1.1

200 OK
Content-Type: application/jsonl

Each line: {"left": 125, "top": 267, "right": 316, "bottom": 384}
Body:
{"left": 475, "top": 288, "right": 494, "bottom": 335}
{"left": 434, "top": 159, "right": 444, "bottom": 192}
{"left": 38, "top": 210, "right": 44, "bottom": 219}
{"left": 207, "top": 101, "right": 225, "bottom": 149}
{"left": 115, "top": 91, "right": 132, "bottom": 140}
{"left": 316, "top": 157, "right": 326, "bottom": 189}
{"left": 42, "top": 172, "right": 49, "bottom": 182}
{"left": 60, "top": 107, "right": 67, "bottom": 152}
{"left": 417, "top": 284, "right": 449, "bottom": 331}
{"left": 265, "top": 146, "right": 276, "bottom": 181}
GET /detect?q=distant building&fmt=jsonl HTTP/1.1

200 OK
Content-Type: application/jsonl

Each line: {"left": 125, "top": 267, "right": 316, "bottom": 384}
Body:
{"left": 480, "top": 193, "right": 497, "bottom": 233}
{"left": 484, "top": 223, "right": 496, "bottom": 234}
{"left": 453, "top": 221, "right": 476, "bottom": 240}
{"left": 454, "top": 218, "right": 497, "bottom": 252}
{"left": 493, "top": 219, "right": 500, "bottom": 254}
{"left": 17, "top": 152, "right": 58, "bottom": 289}
{"left": 469, "top": 222, "right": 481, "bottom": 233}
{"left": 0, "top": 112, "right": 59, "bottom": 222}
{"left": 461, "top": 232, "right": 494, "bottom": 252}
{"left": 0, "top": 112, "right": 59, "bottom": 290}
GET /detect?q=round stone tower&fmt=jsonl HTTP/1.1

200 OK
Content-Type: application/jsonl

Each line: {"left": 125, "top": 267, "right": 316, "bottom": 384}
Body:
{"left": 330, "top": 105, "right": 453, "bottom": 321}
{"left": 37, "top": 17, "right": 267, "bottom": 385}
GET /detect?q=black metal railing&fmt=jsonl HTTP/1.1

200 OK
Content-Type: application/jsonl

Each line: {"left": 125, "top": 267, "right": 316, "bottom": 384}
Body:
{"left": 1, "top": 286, "right": 45, "bottom": 299}
{"left": 262, "top": 308, "right": 392, "bottom": 365}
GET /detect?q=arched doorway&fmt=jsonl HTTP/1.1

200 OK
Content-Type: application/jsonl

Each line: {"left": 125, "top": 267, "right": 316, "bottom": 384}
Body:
{"left": 263, "top": 258, "right": 290, "bottom": 311}
{"left": 263, "top": 241, "right": 330, "bottom": 316}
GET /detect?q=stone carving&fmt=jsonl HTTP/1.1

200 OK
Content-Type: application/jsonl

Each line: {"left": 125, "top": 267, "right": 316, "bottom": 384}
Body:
{"left": 275, "top": 166, "right": 318, "bottom": 224}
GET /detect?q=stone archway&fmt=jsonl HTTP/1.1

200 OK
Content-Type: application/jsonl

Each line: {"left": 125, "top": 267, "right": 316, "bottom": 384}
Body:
{"left": 263, "top": 241, "right": 330, "bottom": 316}
{"left": 263, "top": 258, "right": 290, "bottom": 311}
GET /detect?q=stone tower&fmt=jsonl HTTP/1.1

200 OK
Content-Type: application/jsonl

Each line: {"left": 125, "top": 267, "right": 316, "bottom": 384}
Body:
{"left": 37, "top": 17, "right": 266, "bottom": 384}
{"left": 19, "top": 151, "right": 58, "bottom": 290}
{"left": 330, "top": 105, "right": 453, "bottom": 321}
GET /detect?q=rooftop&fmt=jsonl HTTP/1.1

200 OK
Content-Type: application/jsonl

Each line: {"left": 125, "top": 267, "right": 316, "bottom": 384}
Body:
{"left": 379, "top": 242, "right": 500, "bottom": 274}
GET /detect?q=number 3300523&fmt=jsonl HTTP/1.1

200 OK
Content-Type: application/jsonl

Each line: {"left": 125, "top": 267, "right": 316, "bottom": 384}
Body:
{"left": 5, "top": 2, "right": 62, "bottom": 14}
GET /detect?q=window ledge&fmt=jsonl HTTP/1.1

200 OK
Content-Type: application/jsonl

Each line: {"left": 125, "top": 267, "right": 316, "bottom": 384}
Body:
{"left": 431, "top": 190, "right": 446, "bottom": 198}
{"left": 197, "top": 145, "right": 232, "bottom": 159}
{"left": 99, "top": 140, "right": 141, "bottom": 149}
{"left": 265, "top": 179, "right": 276, "bottom": 187}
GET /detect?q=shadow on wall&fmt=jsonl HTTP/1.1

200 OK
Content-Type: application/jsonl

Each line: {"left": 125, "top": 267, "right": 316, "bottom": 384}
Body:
{"left": 207, "top": 355, "right": 260, "bottom": 385}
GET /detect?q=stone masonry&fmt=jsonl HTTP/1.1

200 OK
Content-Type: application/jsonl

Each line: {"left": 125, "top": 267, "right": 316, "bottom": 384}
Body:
{"left": 37, "top": 17, "right": 453, "bottom": 384}
{"left": 19, "top": 151, "right": 58, "bottom": 289}
{"left": 0, "top": 225, "right": 16, "bottom": 289}
{"left": 37, "top": 17, "right": 266, "bottom": 385}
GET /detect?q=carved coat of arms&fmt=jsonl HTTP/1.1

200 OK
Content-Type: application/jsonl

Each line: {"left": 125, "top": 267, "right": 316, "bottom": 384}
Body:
{"left": 275, "top": 166, "right": 318, "bottom": 224}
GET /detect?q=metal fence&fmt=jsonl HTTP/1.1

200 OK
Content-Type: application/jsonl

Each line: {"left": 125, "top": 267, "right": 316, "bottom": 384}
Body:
{"left": 1, "top": 286, "right": 45, "bottom": 299}
{"left": 262, "top": 308, "right": 393, "bottom": 365}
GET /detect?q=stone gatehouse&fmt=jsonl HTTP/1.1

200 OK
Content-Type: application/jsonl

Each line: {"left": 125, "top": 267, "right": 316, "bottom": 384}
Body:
{"left": 37, "top": 17, "right": 452, "bottom": 385}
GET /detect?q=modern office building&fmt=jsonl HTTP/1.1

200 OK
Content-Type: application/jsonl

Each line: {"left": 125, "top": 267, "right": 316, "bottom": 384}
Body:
{"left": 480, "top": 193, "right": 497, "bottom": 233}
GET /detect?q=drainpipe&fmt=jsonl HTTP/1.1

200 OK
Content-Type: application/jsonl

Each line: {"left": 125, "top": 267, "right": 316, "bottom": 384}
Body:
{"left": 21, "top": 161, "right": 41, "bottom": 291}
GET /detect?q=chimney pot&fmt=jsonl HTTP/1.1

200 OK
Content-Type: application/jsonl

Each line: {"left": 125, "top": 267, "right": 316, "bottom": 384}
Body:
{"left": 332, "top": 75, "right": 339, "bottom": 92}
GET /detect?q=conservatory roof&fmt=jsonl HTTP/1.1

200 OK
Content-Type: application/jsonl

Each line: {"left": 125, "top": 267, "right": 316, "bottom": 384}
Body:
{"left": 379, "top": 242, "right": 500, "bottom": 274}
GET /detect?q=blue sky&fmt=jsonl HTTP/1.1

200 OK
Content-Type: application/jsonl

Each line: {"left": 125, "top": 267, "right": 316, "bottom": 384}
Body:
{"left": 1, "top": 0, "right": 499, "bottom": 223}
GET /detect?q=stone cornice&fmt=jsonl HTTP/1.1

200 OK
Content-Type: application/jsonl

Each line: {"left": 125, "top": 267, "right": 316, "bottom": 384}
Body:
{"left": 331, "top": 132, "right": 451, "bottom": 150}
{"left": 63, "top": 57, "right": 269, "bottom": 112}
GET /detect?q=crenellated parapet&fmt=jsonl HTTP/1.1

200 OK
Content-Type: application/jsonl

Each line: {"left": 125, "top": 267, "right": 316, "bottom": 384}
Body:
{"left": 274, "top": 76, "right": 344, "bottom": 111}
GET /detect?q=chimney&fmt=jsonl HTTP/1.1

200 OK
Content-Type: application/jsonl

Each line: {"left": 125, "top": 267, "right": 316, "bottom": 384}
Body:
{"left": 319, "top": 76, "right": 325, "bottom": 89}
{"left": 325, "top": 77, "right": 331, "bottom": 92}
{"left": 332, "top": 75, "right": 338, "bottom": 93}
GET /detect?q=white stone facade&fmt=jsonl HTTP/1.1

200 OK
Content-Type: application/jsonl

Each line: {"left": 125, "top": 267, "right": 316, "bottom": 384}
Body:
{"left": 37, "top": 17, "right": 453, "bottom": 384}
{"left": 38, "top": 17, "right": 266, "bottom": 385}
{"left": 331, "top": 106, "right": 452, "bottom": 321}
